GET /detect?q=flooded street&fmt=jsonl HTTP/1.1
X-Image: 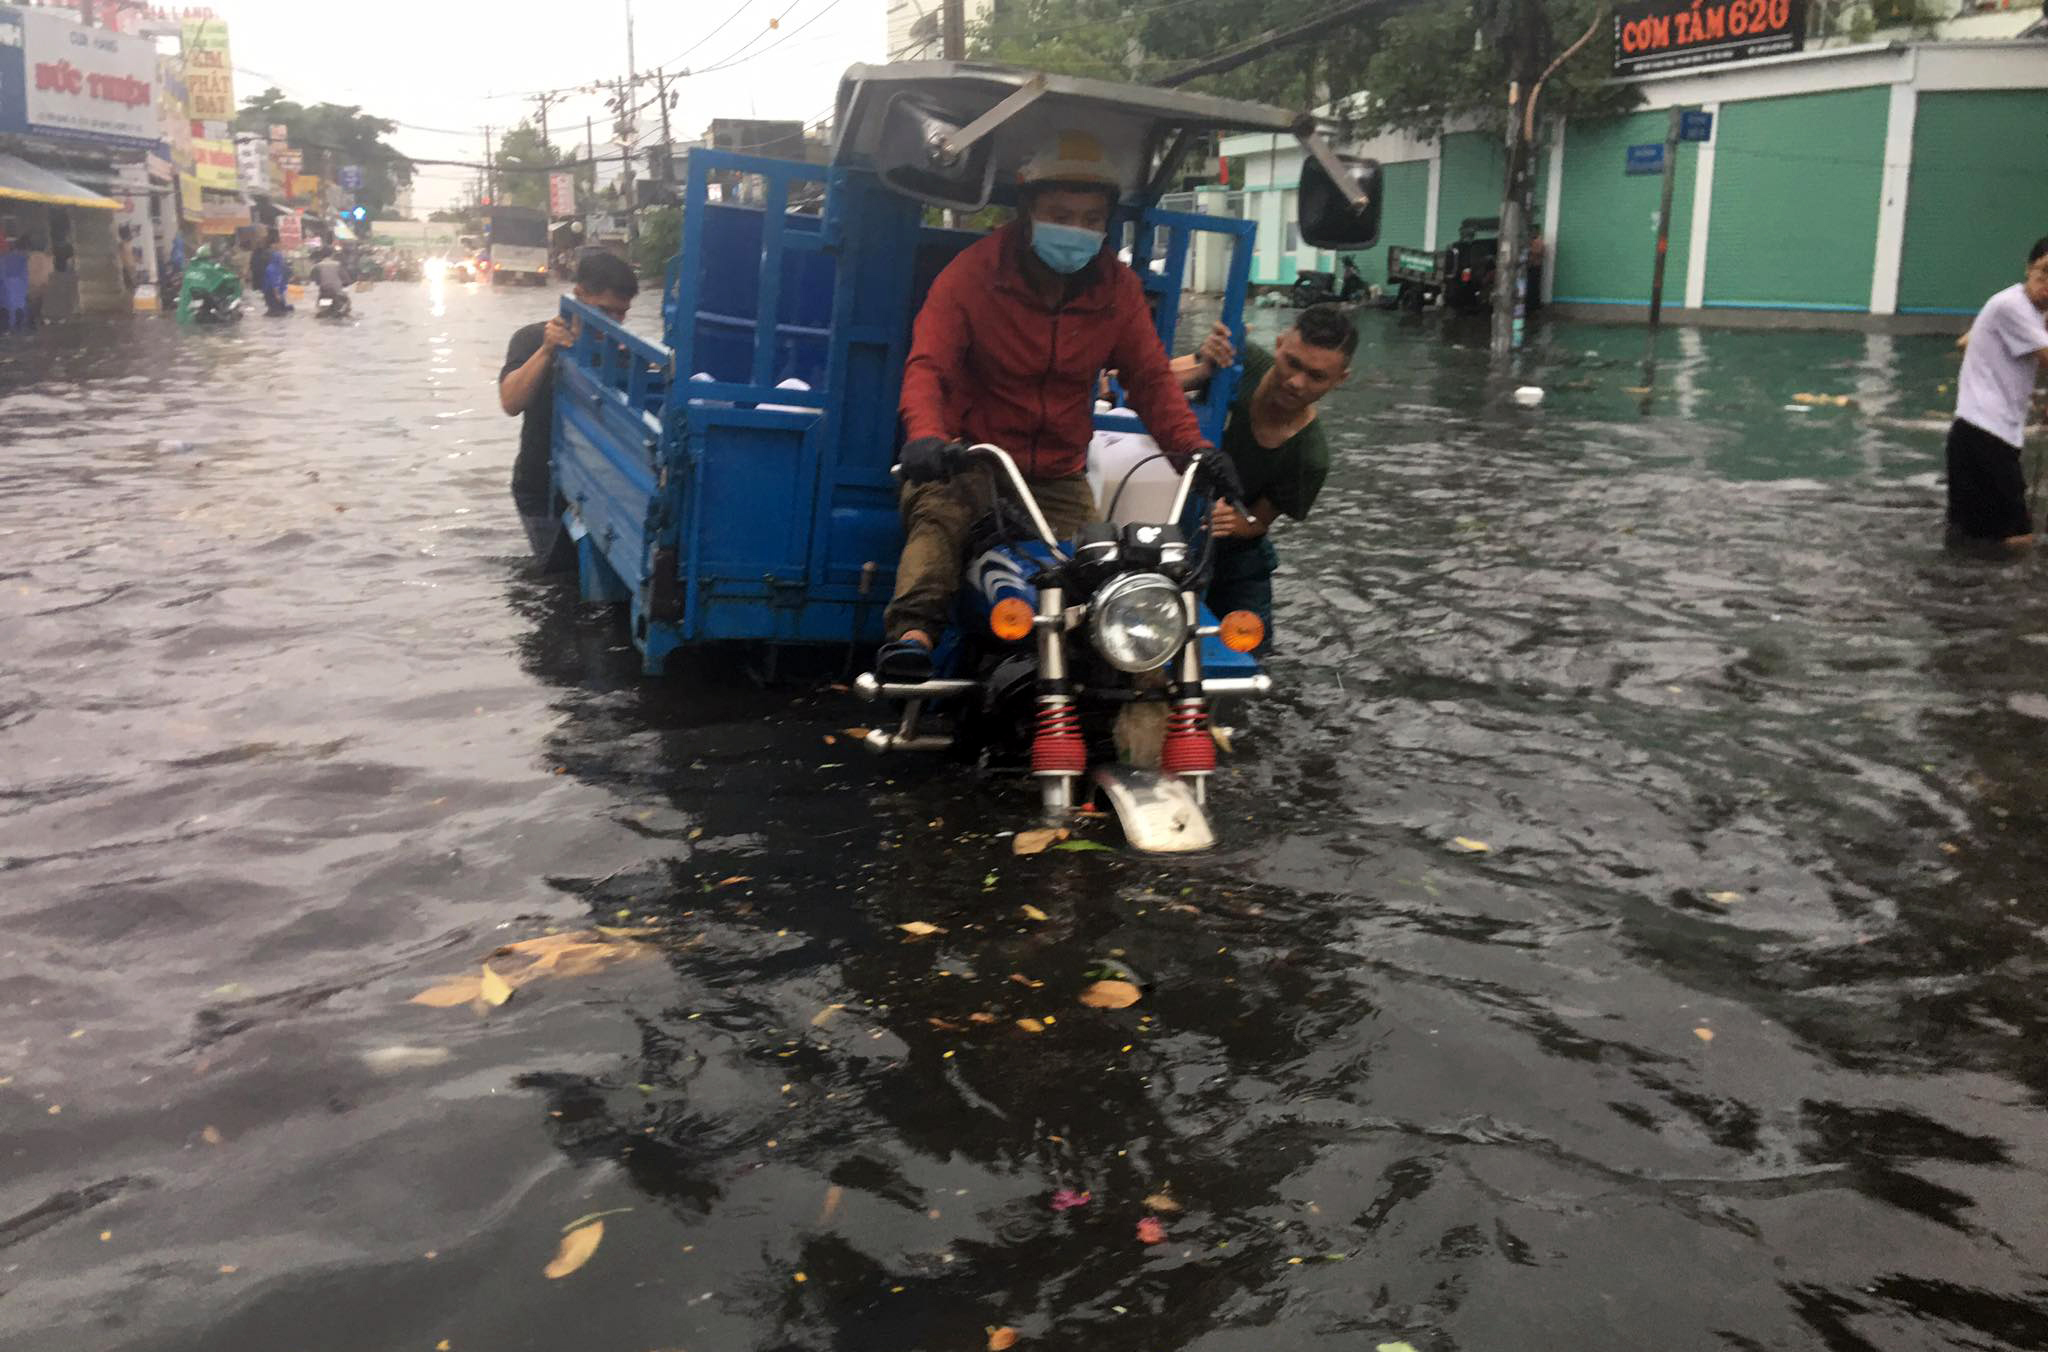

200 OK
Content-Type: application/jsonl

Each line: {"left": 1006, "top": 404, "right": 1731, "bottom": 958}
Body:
{"left": 7, "top": 283, "right": 2048, "bottom": 1352}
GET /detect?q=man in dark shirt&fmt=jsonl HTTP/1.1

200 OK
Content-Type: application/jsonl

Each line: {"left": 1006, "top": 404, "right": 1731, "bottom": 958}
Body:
{"left": 498, "top": 250, "right": 640, "bottom": 565}
{"left": 1174, "top": 303, "right": 1353, "bottom": 649}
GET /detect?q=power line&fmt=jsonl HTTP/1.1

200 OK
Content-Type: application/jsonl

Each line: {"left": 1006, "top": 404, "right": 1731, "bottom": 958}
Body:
{"left": 653, "top": 0, "right": 762, "bottom": 70}
{"left": 693, "top": 0, "right": 850, "bottom": 75}
{"left": 691, "top": 0, "right": 808, "bottom": 74}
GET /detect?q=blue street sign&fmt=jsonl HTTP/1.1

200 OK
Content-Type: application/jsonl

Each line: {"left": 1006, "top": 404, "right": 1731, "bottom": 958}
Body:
{"left": 338, "top": 164, "right": 363, "bottom": 191}
{"left": 1625, "top": 143, "right": 1666, "bottom": 175}
{"left": 1679, "top": 109, "right": 1714, "bottom": 142}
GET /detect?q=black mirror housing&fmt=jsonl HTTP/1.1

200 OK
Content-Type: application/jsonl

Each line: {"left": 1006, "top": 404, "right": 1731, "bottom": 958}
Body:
{"left": 1298, "top": 154, "right": 1382, "bottom": 251}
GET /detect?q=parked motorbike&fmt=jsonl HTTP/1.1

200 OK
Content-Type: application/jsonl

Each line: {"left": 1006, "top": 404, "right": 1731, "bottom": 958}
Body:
{"left": 857, "top": 445, "right": 1268, "bottom": 852}
{"left": 316, "top": 290, "right": 353, "bottom": 320}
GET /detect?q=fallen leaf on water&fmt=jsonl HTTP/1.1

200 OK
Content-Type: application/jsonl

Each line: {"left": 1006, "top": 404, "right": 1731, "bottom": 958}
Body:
{"left": 1017, "top": 1018, "right": 1046, "bottom": 1033}
{"left": 1049, "top": 1189, "right": 1091, "bottom": 1212}
{"left": 1694, "top": 1027, "right": 1715, "bottom": 1042}
{"left": 969, "top": 1011, "right": 997, "bottom": 1024}
{"left": 1210, "top": 724, "right": 1234, "bottom": 754}
{"left": 822, "top": 735, "right": 836, "bottom": 745}
{"left": 595, "top": 925, "right": 661, "bottom": 938}
{"left": 898, "top": 921, "right": 946, "bottom": 937}
{"left": 1053, "top": 840, "right": 1113, "bottom": 853}
{"left": 842, "top": 727, "right": 871, "bottom": 739}
{"left": 201, "top": 1125, "right": 223, "bottom": 1146}
{"left": 1019, "top": 904, "right": 1050, "bottom": 921}
{"left": 818, "top": 1184, "right": 844, "bottom": 1225}
{"left": 1377, "top": 1343, "right": 1421, "bottom": 1352}
{"left": 1143, "top": 1191, "right": 1182, "bottom": 1213}
{"left": 436, "top": 1341, "right": 450, "bottom": 1351}
{"left": 988, "top": 1327, "right": 1019, "bottom": 1351}
{"left": 1012, "top": 828, "right": 1069, "bottom": 856}
{"left": 1079, "top": 980, "right": 1142, "bottom": 1010}
{"left": 411, "top": 977, "right": 485, "bottom": 1008}
{"left": 1706, "top": 890, "right": 1742, "bottom": 904}
{"left": 717, "top": 875, "right": 754, "bottom": 887}
{"left": 1451, "top": 836, "right": 1492, "bottom": 853}
{"left": 1010, "top": 973, "right": 1045, "bottom": 989}
{"left": 544, "top": 1221, "right": 604, "bottom": 1278}
{"left": 810, "top": 1002, "right": 846, "bottom": 1027}
{"left": 478, "top": 964, "right": 514, "bottom": 1007}
{"left": 414, "top": 930, "right": 658, "bottom": 1009}
{"left": 1939, "top": 841, "right": 1960, "bottom": 855}
{"left": 1136, "top": 1216, "right": 1167, "bottom": 1244}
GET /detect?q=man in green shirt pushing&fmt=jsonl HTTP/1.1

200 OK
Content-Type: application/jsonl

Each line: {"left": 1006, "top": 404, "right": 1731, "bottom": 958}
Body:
{"left": 1173, "top": 303, "right": 1354, "bottom": 649}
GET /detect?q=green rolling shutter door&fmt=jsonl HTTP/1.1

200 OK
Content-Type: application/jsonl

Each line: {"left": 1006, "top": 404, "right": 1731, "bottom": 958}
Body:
{"left": 1703, "top": 87, "right": 1887, "bottom": 310}
{"left": 1552, "top": 111, "right": 1699, "bottom": 305}
{"left": 1897, "top": 90, "right": 2048, "bottom": 314}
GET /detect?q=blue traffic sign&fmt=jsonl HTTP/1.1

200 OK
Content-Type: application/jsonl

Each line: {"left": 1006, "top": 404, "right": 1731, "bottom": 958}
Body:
{"left": 1679, "top": 109, "right": 1714, "bottom": 142}
{"left": 1625, "top": 143, "right": 1666, "bottom": 175}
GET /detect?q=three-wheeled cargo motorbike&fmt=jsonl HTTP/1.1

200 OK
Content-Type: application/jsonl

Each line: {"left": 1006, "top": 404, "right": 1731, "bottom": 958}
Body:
{"left": 544, "top": 61, "right": 1381, "bottom": 850}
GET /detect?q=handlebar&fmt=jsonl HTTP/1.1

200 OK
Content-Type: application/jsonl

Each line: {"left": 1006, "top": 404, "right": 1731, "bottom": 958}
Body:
{"left": 889, "top": 444, "right": 1252, "bottom": 557}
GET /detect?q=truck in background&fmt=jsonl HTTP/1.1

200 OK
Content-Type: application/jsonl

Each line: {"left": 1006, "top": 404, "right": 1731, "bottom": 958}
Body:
{"left": 483, "top": 205, "right": 549, "bottom": 286}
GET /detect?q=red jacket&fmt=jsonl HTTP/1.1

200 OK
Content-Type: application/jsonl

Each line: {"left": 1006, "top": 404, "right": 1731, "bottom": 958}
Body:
{"left": 899, "top": 221, "right": 1207, "bottom": 479}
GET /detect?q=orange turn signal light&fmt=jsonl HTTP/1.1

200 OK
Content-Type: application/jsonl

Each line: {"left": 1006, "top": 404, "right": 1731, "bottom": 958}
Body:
{"left": 1218, "top": 610, "right": 1265, "bottom": 653}
{"left": 990, "top": 597, "right": 1036, "bottom": 641}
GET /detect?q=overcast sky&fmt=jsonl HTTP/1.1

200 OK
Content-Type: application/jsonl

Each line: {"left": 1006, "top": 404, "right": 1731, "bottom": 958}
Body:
{"left": 223, "top": 0, "right": 888, "bottom": 209}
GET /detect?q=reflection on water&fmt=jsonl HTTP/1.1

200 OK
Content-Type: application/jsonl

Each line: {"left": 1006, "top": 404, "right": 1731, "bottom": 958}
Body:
{"left": 5, "top": 288, "right": 2048, "bottom": 1352}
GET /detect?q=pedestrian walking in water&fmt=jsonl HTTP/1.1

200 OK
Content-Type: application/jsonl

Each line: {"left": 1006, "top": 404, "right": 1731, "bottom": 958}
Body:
{"left": 498, "top": 250, "right": 639, "bottom": 568}
{"left": 1947, "top": 236, "right": 2048, "bottom": 551}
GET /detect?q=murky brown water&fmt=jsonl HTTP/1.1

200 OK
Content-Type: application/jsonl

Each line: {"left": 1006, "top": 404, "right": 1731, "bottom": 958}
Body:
{"left": 5, "top": 284, "right": 2047, "bottom": 1352}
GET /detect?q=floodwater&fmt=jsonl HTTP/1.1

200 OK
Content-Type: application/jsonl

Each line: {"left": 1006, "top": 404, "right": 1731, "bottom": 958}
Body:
{"left": 4, "top": 282, "right": 2047, "bottom": 1352}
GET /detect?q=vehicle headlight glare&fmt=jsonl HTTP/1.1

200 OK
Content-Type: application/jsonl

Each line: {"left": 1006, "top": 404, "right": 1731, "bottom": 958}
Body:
{"left": 1091, "top": 573, "right": 1188, "bottom": 673}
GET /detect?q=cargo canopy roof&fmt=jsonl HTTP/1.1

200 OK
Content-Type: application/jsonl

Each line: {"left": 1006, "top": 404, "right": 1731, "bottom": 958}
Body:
{"left": 832, "top": 61, "right": 1303, "bottom": 210}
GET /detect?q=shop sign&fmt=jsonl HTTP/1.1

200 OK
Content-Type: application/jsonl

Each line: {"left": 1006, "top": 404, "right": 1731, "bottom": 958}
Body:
{"left": 549, "top": 171, "right": 576, "bottom": 217}
{"left": 192, "top": 133, "right": 236, "bottom": 191}
{"left": 180, "top": 18, "right": 233, "bottom": 121}
{"left": 9, "top": 6, "right": 158, "bottom": 148}
{"left": 277, "top": 211, "right": 301, "bottom": 249}
{"left": 235, "top": 133, "right": 271, "bottom": 193}
{"left": 1612, "top": 0, "right": 1804, "bottom": 76}
{"left": 179, "top": 170, "right": 202, "bottom": 214}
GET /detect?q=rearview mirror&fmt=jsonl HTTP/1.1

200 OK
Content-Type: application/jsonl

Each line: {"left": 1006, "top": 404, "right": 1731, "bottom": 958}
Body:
{"left": 872, "top": 93, "right": 997, "bottom": 212}
{"left": 1298, "top": 154, "right": 1382, "bottom": 250}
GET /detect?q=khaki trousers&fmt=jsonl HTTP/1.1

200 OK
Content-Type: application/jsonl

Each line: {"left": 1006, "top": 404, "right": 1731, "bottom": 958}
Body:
{"left": 884, "top": 472, "right": 1097, "bottom": 641}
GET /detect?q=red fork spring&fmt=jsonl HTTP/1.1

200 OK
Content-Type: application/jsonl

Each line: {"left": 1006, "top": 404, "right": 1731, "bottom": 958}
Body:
{"left": 1031, "top": 698, "right": 1086, "bottom": 775}
{"left": 1161, "top": 698, "right": 1216, "bottom": 776}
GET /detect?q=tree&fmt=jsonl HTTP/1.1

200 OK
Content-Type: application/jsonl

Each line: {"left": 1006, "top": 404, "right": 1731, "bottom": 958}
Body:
{"left": 236, "top": 87, "right": 415, "bottom": 217}
{"left": 493, "top": 121, "right": 566, "bottom": 211}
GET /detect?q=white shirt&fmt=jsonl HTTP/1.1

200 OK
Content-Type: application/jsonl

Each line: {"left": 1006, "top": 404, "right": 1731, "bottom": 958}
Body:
{"left": 1957, "top": 283, "right": 2048, "bottom": 448}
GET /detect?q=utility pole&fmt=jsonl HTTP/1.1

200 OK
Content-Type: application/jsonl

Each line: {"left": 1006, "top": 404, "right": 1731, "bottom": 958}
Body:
{"left": 534, "top": 91, "right": 560, "bottom": 154}
{"left": 1640, "top": 105, "right": 1684, "bottom": 391}
{"left": 484, "top": 124, "right": 496, "bottom": 204}
{"left": 943, "top": 0, "right": 966, "bottom": 58}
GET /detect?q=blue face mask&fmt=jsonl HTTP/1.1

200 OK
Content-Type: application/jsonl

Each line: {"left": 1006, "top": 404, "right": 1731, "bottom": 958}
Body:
{"left": 1030, "top": 220, "right": 1105, "bottom": 275}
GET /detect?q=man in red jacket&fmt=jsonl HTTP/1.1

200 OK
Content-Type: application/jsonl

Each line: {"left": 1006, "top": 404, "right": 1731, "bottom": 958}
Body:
{"left": 877, "top": 129, "right": 1236, "bottom": 680}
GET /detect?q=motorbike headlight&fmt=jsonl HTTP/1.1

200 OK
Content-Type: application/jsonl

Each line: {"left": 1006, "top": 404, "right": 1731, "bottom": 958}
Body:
{"left": 1091, "top": 573, "right": 1189, "bottom": 673}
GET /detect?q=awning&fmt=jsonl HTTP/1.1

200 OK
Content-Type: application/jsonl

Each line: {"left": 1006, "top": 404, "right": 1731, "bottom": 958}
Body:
{"left": 0, "top": 153, "right": 121, "bottom": 210}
